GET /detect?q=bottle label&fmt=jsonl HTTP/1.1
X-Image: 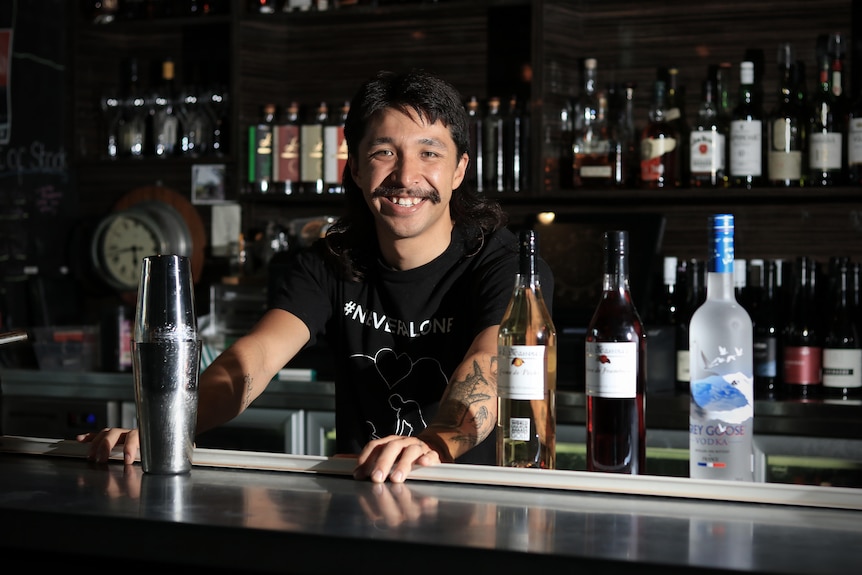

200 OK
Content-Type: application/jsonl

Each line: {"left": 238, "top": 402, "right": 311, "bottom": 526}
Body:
{"left": 689, "top": 131, "right": 725, "bottom": 175}
{"left": 767, "top": 150, "right": 802, "bottom": 180}
{"left": 300, "top": 124, "right": 324, "bottom": 184}
{"left": 783, "top": 346, "right": 823, "bottom": 385}
{"left": 729, "top": 120, "right": 762, "bottom": 176}
{"left": 585, "top": 341, "right": 637, "bottom": 398}
{"left": 273, "top": 124, "right": 301, "bottom": 184}
{"left": 753, "top": 336, "right": 777, "bottom": 378}
{"left": 323, "top": 124, "right": 347, "bottom": 186}
{"left": 822, "top": 348, "right": 862, "bottom": 389}
{"left": 676, "top": 349, "right": 690, "bottom": 383}
{"left": 509, "top": 417, "right": 532, "bottom": 441}
{"left": 848, "top": 118, "right": 862, "bottom": 165}
{"left": 809, "top": 132, "right": 843, "bottom": 170}
{"left": 498, "top": 345, "right": 547, "bottom": 400}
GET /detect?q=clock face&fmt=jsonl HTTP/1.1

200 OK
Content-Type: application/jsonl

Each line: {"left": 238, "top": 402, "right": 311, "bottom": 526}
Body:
{"left": 97, "top": 213, "right": 163, "bottom": 291}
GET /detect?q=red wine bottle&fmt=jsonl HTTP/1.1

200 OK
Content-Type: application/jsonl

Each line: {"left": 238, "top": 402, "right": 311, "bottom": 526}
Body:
{"left": 585, "top": 230, "right": 647, "bottom": 474}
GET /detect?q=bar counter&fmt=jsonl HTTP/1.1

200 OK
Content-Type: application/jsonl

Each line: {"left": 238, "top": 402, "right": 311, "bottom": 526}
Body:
{"left": 1, "top": 436, "right": 860, "bottom": 574}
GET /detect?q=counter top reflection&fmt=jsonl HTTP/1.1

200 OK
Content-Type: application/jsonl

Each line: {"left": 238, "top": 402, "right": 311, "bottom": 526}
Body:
{"left": 0, "top": 436, "right": 861, "bottom": 574}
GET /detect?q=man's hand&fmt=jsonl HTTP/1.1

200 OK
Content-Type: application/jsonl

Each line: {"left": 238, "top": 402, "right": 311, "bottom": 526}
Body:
{"left": 353, "top": 434, "right": 444, "bottom": 484}
{"left": 76, "top": 427, "right": 140, "bottom": 465}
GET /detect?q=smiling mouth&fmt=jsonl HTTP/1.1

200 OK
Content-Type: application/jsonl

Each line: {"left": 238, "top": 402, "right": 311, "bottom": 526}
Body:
{"left": 386, "top": 196, "right": 425, "bottom": 207}
{"left": 373, "top": 186, "right": 441, "bottom": 205}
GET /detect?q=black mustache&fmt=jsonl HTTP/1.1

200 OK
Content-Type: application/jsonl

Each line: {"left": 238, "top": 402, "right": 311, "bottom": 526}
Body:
{"left": 372, "top": 186, "right": 441, "bottom": 204}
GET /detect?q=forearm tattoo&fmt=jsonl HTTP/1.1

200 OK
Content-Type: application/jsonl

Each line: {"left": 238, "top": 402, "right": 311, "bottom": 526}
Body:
{"left": 434, "top": 359, "right": 495, "bottom": 448}
{"left": 242, "top": 374, "right": 253, "bottom": 408}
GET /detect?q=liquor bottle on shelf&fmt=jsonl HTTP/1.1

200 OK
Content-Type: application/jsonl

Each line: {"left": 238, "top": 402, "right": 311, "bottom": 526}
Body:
{"left": 482, "top": 96, "right": 504, "bottom": 192}
{"left": 273, "top": 101, "right": 302, "bottom": 195}
{"left": 571, "top": 58, "right": 612, "bottom": 187}
{"left": 750, "top": 259, "right": 783, "bottom": 400}
{"left": 150, "top": 57, "right": 182, "bottom": 158}
{"left": 116, "top": 57, "right": 148, "bottom": 159}
{"left": 502, "top": 95, "right": 529, "bottom": 193}
{"left": 822, "top": 257, "right": 862, "bottom": 399}
{"left": 465, "top": 96, "right": 483, "bottom": 192}
{"left": 496, "top": 229, "right": 556, "bottom": 469}
{"left": 640, "top": 79, "right": 680, "bottom": 189}
{"left": 557, "top": 96, "right": 574, "bottom": 190}
{"left": 300, "top": 101, "right": 328, "bottom": 194}
{"left": 808, "top": 47, "right": 843, "bottom": 187}
{"left": 324, "top": 100, "right": 349, "bottom": 194}
{"left": 782, "top": 256, "right": 823, "bottom": 400}
{"left": 585, "top": 230, "right": 646, "bottom": 475}
{"left": 733, "top": 258, "right": 748, "bottom": 310}
{"left": 609, "top": 82, "right": 638, "bottom": 188}
{"left": 689, "top": 78, "right": 727, "bottom": 188}
{"left": 178, "top": 80, "right": 211, "bottom": 157}
{"left": 646, "top": 255, "right": 681, "bottom": 390}
{"left": 666, "top": 67, "right": 689, "bottom": 186}
{"left": 767, "top": 43, "right": 806, "bottom": 188}
{"left": 653, "top": 255, "right": 680, "bottom": 326}
{"left": 247, "top": 103, "right": 276, "bottom": 193}
{"left": 689, "top": 214, "right": 754, "bottom": 482}
{"left": 675, "top": 258, "right": 704, "bottom": 394}
{"left": 729, "top": 61, "right": 765, "bottom": 188}
{"left": 847, "top": 92, "right": 862, "bottom": 185}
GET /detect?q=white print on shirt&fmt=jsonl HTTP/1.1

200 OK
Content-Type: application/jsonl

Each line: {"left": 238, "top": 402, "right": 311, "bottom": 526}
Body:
{"left": 352, "top": 347, "right": 446, "bottom": 438}
{"left": 344, "top": 300, "right": 455, "bottom": 338}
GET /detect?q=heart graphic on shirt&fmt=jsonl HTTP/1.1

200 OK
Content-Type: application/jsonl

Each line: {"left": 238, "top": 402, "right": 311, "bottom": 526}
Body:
{"left": 375, "top": 348, "right": 414, "bottom": 389}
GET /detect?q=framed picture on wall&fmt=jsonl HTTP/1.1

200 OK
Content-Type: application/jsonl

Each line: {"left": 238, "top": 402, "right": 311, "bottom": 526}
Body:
{"left": 191, "top": 163, "right": 226, "bottom": 204}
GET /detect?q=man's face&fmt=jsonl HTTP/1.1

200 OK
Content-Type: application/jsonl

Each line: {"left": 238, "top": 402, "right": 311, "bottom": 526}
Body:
{"left": 349, "top": 107, "right": 468, "bottom": 244}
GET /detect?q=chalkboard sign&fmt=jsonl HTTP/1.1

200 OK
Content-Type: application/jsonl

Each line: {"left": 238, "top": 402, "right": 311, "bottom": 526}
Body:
{"left": 0, "top": 0, "right": 76, "bottom": 345}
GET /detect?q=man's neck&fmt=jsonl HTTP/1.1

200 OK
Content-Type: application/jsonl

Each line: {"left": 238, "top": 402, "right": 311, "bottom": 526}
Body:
{"left": 378, "top": 221, "right": 454, "bottom": 271}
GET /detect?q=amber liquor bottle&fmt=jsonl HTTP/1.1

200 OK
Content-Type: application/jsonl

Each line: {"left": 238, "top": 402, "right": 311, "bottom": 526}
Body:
{"left": 640, "top": 80, "right": 680, "bottom": 189}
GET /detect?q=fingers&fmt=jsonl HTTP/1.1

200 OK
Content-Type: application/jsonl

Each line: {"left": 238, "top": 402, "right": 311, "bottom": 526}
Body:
{"left": 353, "top": 436, "right": 442, "bottom": 484}
{"left": 77, "top": 428, "right": 138, "bottom": 465}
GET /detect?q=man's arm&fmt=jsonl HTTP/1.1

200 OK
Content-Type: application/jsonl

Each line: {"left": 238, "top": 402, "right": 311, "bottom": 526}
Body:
{"left": 195, "top": 308, "right": 311, "bottom": 434}
{"left": 78, "top": 308, "right": 310, "bottom": 463}
{"left": 353, "top": 325, "right": 499, "bottom": 482}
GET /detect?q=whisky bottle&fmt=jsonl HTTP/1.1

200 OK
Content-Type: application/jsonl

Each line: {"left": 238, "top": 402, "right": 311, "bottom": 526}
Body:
{"left": 248, "top": 103, "right": 276, "bottom": 193}
{"left": 324, "top": 100, "right": 349, "bottom": 194}
{"left": 585, "top": 230, "right": 647, "bottom": 475}
{"left": 767, "top": 44, "right": 805, "bottom": 187}
{"left": 782, "top": 256, "right": 823, "bottom": 399}
{"left": 273, "top": 101, "right": 302, "bottom": 195}
{"left": 301, "top": 101, "right": 327, "bottom": 194}
{"left": 689, "top": 214, "right": 754, "bottom": 481}
{"left": 497, "top": 230, "right": 557, "bottom": 469}
{"left": 640, "top": 80, "right": 680, "bottom": 189}
{"left": 729, "top": 61, "right": 764, "bottom": 188}
{"left": 822, "top": 258, "right": 862, "bottom": 399}
{"left": 690, "top": 78, "right": 727, "bottom": 187}
{"left": 572, "top": 58, "right": 612, "bottom": 187}
{"left": 609, "top": 82, "right": 638, "bottom": 188}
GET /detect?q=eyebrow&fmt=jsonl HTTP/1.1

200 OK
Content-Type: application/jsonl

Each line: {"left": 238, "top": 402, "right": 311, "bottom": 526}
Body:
{"left": 368, "top": 136, "right": 448, "bottom": 148}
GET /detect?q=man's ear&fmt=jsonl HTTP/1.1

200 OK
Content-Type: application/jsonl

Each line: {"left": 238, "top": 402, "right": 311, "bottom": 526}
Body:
{"left": 452, "top": 152, "right": 468, "bottom": 189}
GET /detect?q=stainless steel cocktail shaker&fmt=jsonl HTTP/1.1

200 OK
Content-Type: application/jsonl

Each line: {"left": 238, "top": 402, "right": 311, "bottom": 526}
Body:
{"left": 132, "top": 254, "right": 201, "bottom": 474}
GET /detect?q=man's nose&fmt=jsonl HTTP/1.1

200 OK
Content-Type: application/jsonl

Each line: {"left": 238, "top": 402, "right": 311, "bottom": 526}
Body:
{"left": 390, "top": 155, "right": 421, "bottom": 187}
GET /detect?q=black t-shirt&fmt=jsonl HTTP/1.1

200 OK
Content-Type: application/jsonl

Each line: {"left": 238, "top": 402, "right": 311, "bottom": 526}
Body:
{"left": 269, "top": 225, "right": 553, "bottom": 465}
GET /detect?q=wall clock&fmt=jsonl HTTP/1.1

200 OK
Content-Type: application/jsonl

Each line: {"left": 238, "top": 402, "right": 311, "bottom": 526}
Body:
{"left": 90, "top": 186, "right": 206, "bottom": 294}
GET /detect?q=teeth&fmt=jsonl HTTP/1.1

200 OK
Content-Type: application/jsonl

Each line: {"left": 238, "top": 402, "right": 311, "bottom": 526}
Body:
{"left": 392, "top": 197, "right": 422, "bottom": 207}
